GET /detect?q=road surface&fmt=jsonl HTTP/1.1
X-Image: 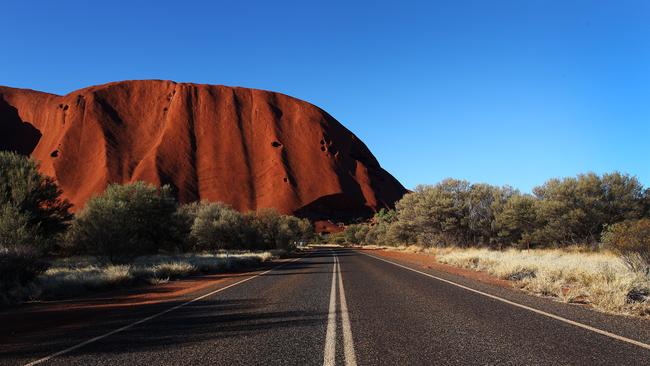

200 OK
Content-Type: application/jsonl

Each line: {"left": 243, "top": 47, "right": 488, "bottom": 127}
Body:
{"left": 1, "top": 248, "right": 649, "bottom": 365}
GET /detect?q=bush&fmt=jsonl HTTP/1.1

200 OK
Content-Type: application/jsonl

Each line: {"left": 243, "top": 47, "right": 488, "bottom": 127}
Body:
{"left": 189, "top": 202, "right": 245, "bottom": 251}
{"left": 343, "top": 224, "right": 366, "bottom": 245}
{"left": 364, "top": 221, "right": 392, "bottom": 245}
{"left": 178, "top": 203, "right": 314, "bottom": 251}
{"left": 531, "top": 172, "right": 645, "bottom": 246}
{"left": 332, "top": 234, "right": 347, "bottom": 245}
{"left": 602, "top": 219, "right": 650, "bottom": 275}
{"left": 0, "top": 151, "right": 72, "bottom": 251}
{"left": 247, "top": 209, "right": 313, "bottom": 250}
{"left": 0, "top": 204, "right": 40, "bottom": 249}
{"left": 67, "top": 182, "right": 178, "bottom": 263}
{"left": 365, "top": 172, "right": 647, "bottom": 249}
{"left": 494, "top": 193, "right": 537, "bottom": 248}
{"left": 0, "top": 152, "right": 70, "bottom": 305}
{"left": 393, "top": 180, "right": 510, "bottom": 247}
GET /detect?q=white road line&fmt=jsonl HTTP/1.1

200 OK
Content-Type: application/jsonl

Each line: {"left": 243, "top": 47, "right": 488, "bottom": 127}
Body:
{"left": 323, "top": 251, "right": 338, "bottom": 366}
{"left": 358, "top": 250, "right": 650, "bottom": 351}
{"left": 23, "top": 255, "right": 306, "bottom": 366}
{"left": 336, "top": 255, "right": 358, "bottom": 366}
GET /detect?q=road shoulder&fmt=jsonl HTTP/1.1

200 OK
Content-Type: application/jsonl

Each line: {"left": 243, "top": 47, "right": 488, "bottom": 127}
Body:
{"left": 0, "top": 255, "right": 301, "bottom": 355}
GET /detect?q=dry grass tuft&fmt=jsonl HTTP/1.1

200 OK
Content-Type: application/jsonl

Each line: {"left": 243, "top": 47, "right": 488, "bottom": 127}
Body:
{"left": 35, "top": 251, "right": 276, "bottom": 301}
{"left": 433, "top": 247, "right": 650, "bottom": 316}
{"left": 152, "top": 262, "right": 196, "bottom": 279}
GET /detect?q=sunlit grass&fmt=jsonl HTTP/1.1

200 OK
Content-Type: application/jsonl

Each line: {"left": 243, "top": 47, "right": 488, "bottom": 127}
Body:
{"left": 35, "top": 251, "right": 278, "bottom": 300}
{"left": 432, "top": 247, "right": 650, "bottom": 316}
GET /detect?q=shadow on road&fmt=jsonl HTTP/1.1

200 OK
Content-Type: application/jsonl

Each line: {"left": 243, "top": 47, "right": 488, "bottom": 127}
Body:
{"left": 0, "top": 248, "right": 343, "bottom": 363}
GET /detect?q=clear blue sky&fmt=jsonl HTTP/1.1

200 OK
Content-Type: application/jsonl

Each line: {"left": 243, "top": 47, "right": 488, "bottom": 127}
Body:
{"left": 2, "top": 0, "right": 649, "bottom": 192}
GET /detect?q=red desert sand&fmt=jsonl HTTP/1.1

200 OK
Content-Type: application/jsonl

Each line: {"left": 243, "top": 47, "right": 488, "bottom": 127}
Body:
{"left": 0, "top": 80, "right": 406, "bottom": 219}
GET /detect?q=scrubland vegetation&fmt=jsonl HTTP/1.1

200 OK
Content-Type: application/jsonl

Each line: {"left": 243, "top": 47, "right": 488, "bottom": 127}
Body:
{"left": 37, "top": 252, "right": 276, "bottom": 300}
{"left": 435, "top": 247, "right": 649, "bottom": 316}
{"left": 3, "top": 149, "right": 649, "bottom": 316}
{"left": 333, "top": 175, "right": 650, "bottom": 316}
{"left": 0, "top": 152, "right": 312, "bottom": 306}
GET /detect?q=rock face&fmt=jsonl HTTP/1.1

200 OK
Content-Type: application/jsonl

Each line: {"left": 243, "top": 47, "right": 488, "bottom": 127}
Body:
{"left": 0, "top": 80, "right": 406, "bottom": 220}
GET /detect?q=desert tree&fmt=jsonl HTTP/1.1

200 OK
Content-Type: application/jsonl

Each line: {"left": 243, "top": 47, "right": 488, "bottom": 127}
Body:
{"left": 67, "top": 182, "right": 178, "bottom": 263}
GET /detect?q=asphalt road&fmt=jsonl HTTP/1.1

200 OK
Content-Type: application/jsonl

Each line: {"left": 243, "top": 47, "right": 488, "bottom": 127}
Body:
{"left": 1, "top": 248, "right": 650, "bottom": 365}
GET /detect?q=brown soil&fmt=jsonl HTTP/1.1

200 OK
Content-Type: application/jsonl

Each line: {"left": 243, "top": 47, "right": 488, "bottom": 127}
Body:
{"left": 360, "top": 248, "right": 514, "bottom": 289}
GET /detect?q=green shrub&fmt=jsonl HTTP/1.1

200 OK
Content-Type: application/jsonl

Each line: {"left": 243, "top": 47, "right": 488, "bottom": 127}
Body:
{"left": 332, "top": 234, "right": 346, "bottom": 245}
{"left": 343, "top": 224, "right": 365, "bottom": 244}
{"left": 364, "top": 221, "right": 392, "bottom": 245}
{"left": 178, "top": 203, "right": 313, "bottom": 251}
{"left": 248, "top": 209, "right": 313, "bottom": 250}
{"left": 602, "top": 219, "right": 650, "bottom": 275}
{"left": 189, "top": 202, "right": 245, "bottom": 251}
{"left": 494, "top": 193, "right": 537, "bottom": 248}
{"left": 531, "top": 172, "right": 645, "bottom": 246}
{"left": 0, "top": 204, "right": 40, "bottom": 249}
{"left": 383, "top": 172, "right": 646, "bottom": 249}
{"left": 0, "top": 151, "right": 72, "bottom": 251}
{"left": 67, "top": 182, "right": 178, "bottom": 263}
{"left": 0, "top": 152, "right": 70, "bottom": 305}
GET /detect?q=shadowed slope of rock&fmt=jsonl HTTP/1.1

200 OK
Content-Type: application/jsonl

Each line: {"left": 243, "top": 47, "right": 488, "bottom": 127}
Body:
{"left": 0, "top": 80, "right": 406, "bottom": 220}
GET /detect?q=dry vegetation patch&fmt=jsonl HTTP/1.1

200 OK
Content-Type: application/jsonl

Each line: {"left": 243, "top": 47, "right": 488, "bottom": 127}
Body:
{"left": 432, "top": 247, "right": 650, "bottom": 316}
{"left": 33, "top": 251, "right": 279, "bottom": 301}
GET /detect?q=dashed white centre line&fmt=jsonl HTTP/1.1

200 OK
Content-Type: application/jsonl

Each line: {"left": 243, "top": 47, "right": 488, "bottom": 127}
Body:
{"left": 337, "top": 255, "right": 358, "bottom": 366}
{"left": 323, "top": 252, "right": 338, "bottom": 366}
{"left": 323, "top": 250, "right": 358, "bottom": 366}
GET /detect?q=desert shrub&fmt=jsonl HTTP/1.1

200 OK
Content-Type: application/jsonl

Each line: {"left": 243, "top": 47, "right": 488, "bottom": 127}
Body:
{"left": 343, "top": 224, "right": 366, "bottom": 244}
{"left": 353, "top": 224, "right": 370, "bottom": 244}
{"left": 179, "top": 203, "right": 313, "bottom": 251}
{"left": 0, "top": 152, "right": 70, "bottom": 304}
{"left": 392, "top": 181, "right": 514, "bottom": 247}
{"left": 602, "top": 219, "right": 650, "bottom": 275}
{"left": 380, "top": 172, "right": 646, "bottom": 249}
{"left": 67, "top": 182, "right": 178, "bottom": 263}
{"left": 310, "top": 233, "right": 327, "bottom": 244}
{"left": 332, "top": 234, "right": 347, "bottom": 245}
{"left": 248, "top": 209, "right": 283, "bottom": 249}
{"left": 0, "top": 151, "right": 72, "bottom": 251}
{"left": 152, "top": 262, "right": 196, "bottom": 279}
{"left": 189, "top": 202, "right": 245, "bottom": 251}
{"left": 276, "top": 214, "right": 313, "bottom": 249}
{"left": 0, "top": 204, "right": 40, "bottom": 249}
{"left": 394, "top": 180, "right": 475, "bottom": 246}
{"left": 174, "top": 201, "right": 203, "bottom": 251}
{"left": 493, "top": 193, "right": 538, "bottom": 248}
{"left": 364, "top": 221, "right": 392, "bottom": 245}
{"left": 374, "top": 208, "right": 397, "bottom": 224}
{"left": 360, "top": 209, "right": 398, "bottom": 245}
{"left": 248, "top": 209, "right": 313, "bottom": 250}
{"left": 531, "top": 172, "right": 645, "bottom": 246}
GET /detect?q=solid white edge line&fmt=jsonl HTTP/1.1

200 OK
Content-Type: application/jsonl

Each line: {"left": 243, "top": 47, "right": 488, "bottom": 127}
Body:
{"left": 337, "top": 255, "right": 358, "bottom": 366}
{"left": 24, "top": 254, "right": 307, "bottom": 366}
{"left": 323, "top": 250, "right": 338, "bottom": 366}
{"left": 358, "top": 250, "right": 650, "bottom": 351}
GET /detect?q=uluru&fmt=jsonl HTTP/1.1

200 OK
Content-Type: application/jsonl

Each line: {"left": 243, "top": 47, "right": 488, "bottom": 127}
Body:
{"left": 0, "top": 80, "right": 406, "bottom": 221}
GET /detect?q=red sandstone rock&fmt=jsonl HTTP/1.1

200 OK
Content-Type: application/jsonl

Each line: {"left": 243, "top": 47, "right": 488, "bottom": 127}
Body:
{"left": 0, "top": 80, "right": 406, "bottom": 220}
